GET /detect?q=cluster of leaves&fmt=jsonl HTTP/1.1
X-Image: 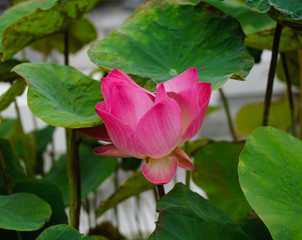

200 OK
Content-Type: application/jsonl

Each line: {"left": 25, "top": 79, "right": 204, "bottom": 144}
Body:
{"left": 0, "top": 0, "right": 302, "bottom": 239}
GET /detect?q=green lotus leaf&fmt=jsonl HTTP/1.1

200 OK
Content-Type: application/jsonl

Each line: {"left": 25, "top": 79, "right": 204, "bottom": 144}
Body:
{"left": 149, "top": 183, "right": 249, "bottom": 239}
{"left": 88, "top": 0, "right": 253, "bottom": 91}
{"left": 37, "top": 224, "right": 94, "bottom": 240}
{"left": 30, "top": 18, "right": 97, "bottom": 57}
{"left": 203, "top": 0, "right": 275, "bottom": 35}
{"left": 238, "top": 127, "right": 302, "bottom": 240}
{"left": 0, "top": 0, "right": 99, "bottom": 61}
{"left": 0, "top": 59, "right": 22, "bottom": 82}
{"left": 246, "top": 0, "right": 302, "bottom": 29}
{"left": 245, "top": 26, "right": 302, "bottom": 52}
{"left": 0, "top": 192, "right": 51, "bottom": 231}
{"left": 0, "top": 78, "right": 27, "bottom": 111}
{"left": 192, "top": 141, "right": 252, "bottom": 221}
{"left": 12, "top": 62, "right": 102, "bottom": 128}
{"left": 235, "top": 98, "right": 297, "bottom": 136}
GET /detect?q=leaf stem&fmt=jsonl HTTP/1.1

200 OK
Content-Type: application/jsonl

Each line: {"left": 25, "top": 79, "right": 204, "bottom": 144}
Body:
{"left": 64, "top": 31, "right": 81, "bottom": 229}
{"left": 0, "top": 148, "right": 13, "bottom": 195}
{"left": 298, "top": 49, "right": 302, "bottom": 139}
{"left": 280, "top": 53, "right": 296, "bottom": 137}
{"left": 66, "top": 128, "right": 81, "bottom": 229}
{"left": 263, "top": 23, "right": 283, "bottom": 126}
{"left": 219, "top": 88, "right": 237, "bottom": 141}
{"left": 184, "top": 141, "right": 191, "bottom": 188}
{"left": 156, "top": 185, "right": 165, "bottom": 199}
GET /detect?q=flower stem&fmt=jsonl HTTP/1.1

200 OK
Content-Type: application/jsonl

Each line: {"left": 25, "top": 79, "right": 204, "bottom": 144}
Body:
{"left": 263, "top": 23, "right": 283, "bottom": 126}
{"left": 66, "top": 128, "right": 81, "bottom": 229}
{"left": 156, "top": 185, "right": 165, "bottom": 199}
{"left": 0, "top": 148, "right": 13, "bottom": 195}
{"left": 298, "top": 49, "right": 302, "bottom": 139}
{"left": 280, "top": 53, "right": 296, "bottom": 137}
{"left": 184, "top": 141, "right": 191, "bottom": 188}
{"left": 219, "top": 88, "right": 237, "bottom": 141}
{"left": 64, "top": 31, "right": 81, "bottom": 229}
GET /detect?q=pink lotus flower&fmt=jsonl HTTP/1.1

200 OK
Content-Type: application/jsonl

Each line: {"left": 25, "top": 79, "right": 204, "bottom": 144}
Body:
{"left": 80, "top": 68, "right": 211, "bottom": 185}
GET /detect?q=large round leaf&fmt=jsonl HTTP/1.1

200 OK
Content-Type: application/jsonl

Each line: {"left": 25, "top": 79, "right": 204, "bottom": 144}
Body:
{"left": 149, "top": 183, "right": 249, "bottom": 239}
{"left": 244, "top": 26, "right": 302, "bottom": 52}
{"left": 238, "top": 127, "right": 302, "bottom": 240}
{"left": 37, "top": 224, "right": 94, "bottom": 240}
{"left": 0, "top": 192, "right": 51, "bottom": 231}
{"left": 88, "top": 0, "right": 253, "bottom": 90}
{"left": 192, "top": 142, "right": 251, "bottom": 221}
{"left": 45, "top": 144, "right": 116, "bottom": 206}
{"left": 203, "top": 0, "right": 275, "bottom": 35}
{"left": 0, "top": 0, "right": 99, "bottom": 61}
{"left": 235, "top": 98, "right": 297, "bottom": 136}
{"left": 12, "top": 63, "right": 102, "bottom": 128}
{"left": 246, "top": 0, "right": 302, "bottom": 29}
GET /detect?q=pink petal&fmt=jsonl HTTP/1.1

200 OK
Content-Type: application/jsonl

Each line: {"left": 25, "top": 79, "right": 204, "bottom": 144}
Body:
{"left": 94, "top": 144, "right": 131, "bottom": 158}
{"left": 96, "top": 102, "right": 144, "bottom": 159}
{"left": 77, "top": 125, "right": 111, "bottom": 142}
{"left": 163, "top": 67, "right": 198, "bottom": 93}
{"left": 134, "top": 96, "right": 182, "bottom": 159}
{"left": 180, "top": 103, "right": 209, "bottom": 144}
{"left": 101, "top": 69, "right": 154, "bottom": 102}
{"left": 161, "top": 68, "right": 200, "bottom": 132}
{"left": 109, "top": 84, "right": 154, "bottom": 129}
{"left": 197, "top": 82, "right": 212, "bottom": 107}
{"left": 142, "top": 156, "right": 178, "bottom": 185}
{"left": 170, "top": 147, "right": 194, "bottom": 170}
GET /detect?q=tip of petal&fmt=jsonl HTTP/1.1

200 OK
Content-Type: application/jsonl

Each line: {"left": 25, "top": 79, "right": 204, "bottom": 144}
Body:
{"left": 142, "top": 157, "right": 178, "bottom": 185}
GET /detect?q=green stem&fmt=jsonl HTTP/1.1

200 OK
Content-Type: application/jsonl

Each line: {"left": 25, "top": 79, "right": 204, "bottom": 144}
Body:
{"left": 64, "top": 31, "right": 81, "bottom": 229}
{"left": 184, "top": 141, "right": 191, "bottom": 188}
{"left": 263, "top": 23, "right": 283, "bottom": 126}
{"left": 298, "top": 49, "right": 302, "bottom": 139}
{"left": 66, "top": 128, "right": 81, "bottom": 229}
{"left": 219, "top": 89, "right": 237, "bottom": 141}
{"left": 156, "top": 185, "right": 165, "bottom": 200}
{"left": 280, "top": 53, "right": 297, "bottom": 137}
{"left": 0, "top": 148, "right": 13, "bottom": 195}
{"left": 113, "top": 166, "right": 119, "bottom": 229}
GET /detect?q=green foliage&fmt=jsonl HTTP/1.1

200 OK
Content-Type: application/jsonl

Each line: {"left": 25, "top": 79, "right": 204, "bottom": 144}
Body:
{"left": 149, "top": 183, "right": 249, "bottom": 239}
{"left": 192, "top": 142, "right": 251, "bottom": 221}
{"left": 277, "top": 50, "right": 300, "bottom": 87}
{"left": 246, "top": 0, "right": 302, "bottom": 28}
{"left": 235, "top": 98, "right": 296, "bottom": 136}
{"left": 239, "top": 127, "right": 302, "bottom": 240}
{"left": 0, "top": 192, "right": 51, "bottom": 231}
{"left": 13, "top": 63, "right": 103, "bottom": 128}
{"left": 45, "top": 144, "right": 116, "bottom": 206}
{"left": 31, "top": 18, "right": 97, "bottom": 56}
{"left": 0, "top": 59, "right": 22, "bottom": 82}
{"left": 245, "top": 27, "right": 302, "bottom": 52}
{"left": 88, "top": 0, "right": 253, "bottom": 91}
{"left": 0, "top": 139, "right": 26, "bottom": 194}
{"left": 99, "top": 171, "right": 155, "bottom": 216}
{"left": 203, "top": 0, "right": 275, "bottom": 35}
{"left": 0, "top": 0, "right": 99, "bottom": 60}
{"left": 0, "top": 78, "right": 27, "bottom": 111}
{"left": 37, "top": 224, "right": 94, "bottom": 240}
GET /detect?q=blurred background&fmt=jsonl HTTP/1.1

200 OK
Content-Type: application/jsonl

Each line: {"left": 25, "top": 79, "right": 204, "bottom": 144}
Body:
{"left": 0, "top": 0, "right": 290, "bottom": 239}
